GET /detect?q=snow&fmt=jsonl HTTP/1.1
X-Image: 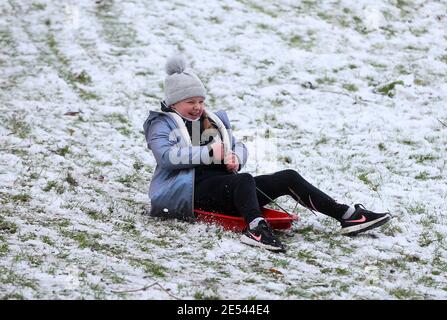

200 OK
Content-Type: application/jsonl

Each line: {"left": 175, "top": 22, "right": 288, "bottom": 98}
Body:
{"left": 0, "top": 0, "right": 446, "bottom": 300}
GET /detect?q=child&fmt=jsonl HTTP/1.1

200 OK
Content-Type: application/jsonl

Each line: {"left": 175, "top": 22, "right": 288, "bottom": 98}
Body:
{"left": 143, "top": 55, "right": 391, "bottom": 252}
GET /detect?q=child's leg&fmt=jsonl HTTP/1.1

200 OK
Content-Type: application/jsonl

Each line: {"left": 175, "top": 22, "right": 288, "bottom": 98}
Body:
{"left": 254, "top": 169, "right": 349, "bottom": 221}
{"left": 195, "top": 173, "right": 285, "bottom": 251}
{"left": 194, "top": 173, "right": 263, "bottom": 224}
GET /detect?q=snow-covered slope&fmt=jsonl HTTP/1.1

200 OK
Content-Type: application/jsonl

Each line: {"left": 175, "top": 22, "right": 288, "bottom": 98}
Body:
{"left": 0, "top": 0, "right": 446, "bottom": 299}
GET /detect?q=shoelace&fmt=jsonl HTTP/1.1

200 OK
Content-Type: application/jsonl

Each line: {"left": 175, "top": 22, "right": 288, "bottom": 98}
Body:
{"left": 261, "top": 222, "right": 277, "bottom": 238}
{"left": 356, "top": 203, "right": 393, "bottom": 217}
{"left": 356, "top": 203, "right": 366, "bottom": 210}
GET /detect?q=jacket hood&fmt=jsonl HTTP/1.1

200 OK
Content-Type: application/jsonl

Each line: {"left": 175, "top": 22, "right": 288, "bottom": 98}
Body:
{"left": 142, "top": 110, "right": 170, "bottom": 150}
{"left": 142, "top": 100, "right": 173, "bottom": 139}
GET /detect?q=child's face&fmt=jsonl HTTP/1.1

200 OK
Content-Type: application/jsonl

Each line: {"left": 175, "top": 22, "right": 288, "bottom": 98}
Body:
{"left": 172, "top": 96, "right": 205, "bottom": 120}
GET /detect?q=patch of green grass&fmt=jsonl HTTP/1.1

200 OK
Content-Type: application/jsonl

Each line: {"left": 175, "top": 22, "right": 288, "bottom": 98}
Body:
{"left": 95, "top": 3, "right": 138, "bottom": 48}
{"left": 208, "top": 16, "right": 222, "bottom": 24}
{"left": 0, "top": 243, "right": 9, "bottom": 256}
{"left": 384, "top": 258, "right": 409, "bottom": 270}
{"left": 285, "top": 286, "right": 311, "bottom": 298}
{"left": 418, "top": 232, "right": 434, "bottom": 247}
{"left": 417, "top": 276, "right": 437, "bottom": 287}
{"left": 10, "top": 192, "right": 31, "bottom": 203}
{"left": 194, "top": 291, "right": 220, "bottom": 300}
{"left": 296, "top": 249, "right": 316, "bottom": 261}
{"left": 378, "top": 25, "right": 397, "bottom": 38}
{"left": 369, "top": 60, "right": 388, "bottom": 69}
{"left": 289, "top": 35, "right": 303, "bottom": 47}
{"left": 316, "top": 76, "right": 336, "bottom": 85}
{"left": 106, "top": 112, "right": 129, "bottom": 124}
{"left": 244, "top": 278, "right": 257, "bottom": 284}
{"left": 432, "top": 255, "right": 447, "bottom": 274}
{"left": 61, "top": 230, "right": 103, "bottom": 251}
{"left": 41, "top": 235, "right": 54, "bottom": 246}
{"left": 407, "top": 203, "right": 425, "bottom": 214}
{"left": 135, "top": 70, "right": 154, "bottom": 77}
{"left": 257, "top": 23, "right": 270, "bottom": 30}
{"left": 73, "top": 70, "right": 92, "bottom": 85}
{"left": 55, "top": 146, "right": 70, "bottom": 157}
{"left": 315, "top": 136, "right": 329, "bottom": 146}
{"left": 144, "top": 238, "right": 170, "bottom": 248}
{"left": 201, "top": 240, "right": 214, "bottom": 250}
{"left": 399, "top": 139, "right": 417, "bottom": 146}
{"left": 342, "top": 83, "right": 358, "bottom": 92}
{"left": 10, "top": 148, "right": 29, "bottom": 157}
{"left": 375, "top": 80, "right": 404, "bottom": 97}
{"left": 129, "top": 258, "right": 167, "bottom": 278}
{"left": 116, "top": 173, "right": 139, "bottom": 188}
{"left": 357, "top": 172, "right": 379, "bottom": 191}
{"left": 26, "top": 254, "right": 44, "bottom": 267}
{"left": 352, "top": 16, "right": 368, "bottom": 34}
{"left": 79, "top": 89, "right": 100, "bottom": 101}
{"left": 133, "top": 160, "right": 144, "bottom": 171}
{"left": 55, "top": 219, "right": 71, "bottom": 228}
{"left": 414, "top": 78, "right": 429, "bottom": 86}
{"left": 259, "top": 59, "right": 274, "bottom": 68}
{"left": 415, "top": 171, "right": 429, "bottom": 180}
{"left": 106, "top": 271, "right": 126, "bottom": 285}
{"left": 43, "top": 180, "right": 64, "bottom": 194}
{"left": 389, "top": 287, "right": 423, "bottom": 299}
{"left": 105, "top": 113, "right": 132, "bottom": 136}
{"left": 0, "top": 28, "right": 15, "bottom": 51}
{"left": 116, "top": 126, "right": 132, "bottom": 136}
{"left": 47, "top": 33, "right": 57, "bottom": 50}
{"left": 382, "top": 223, "right": 402, "bottom": 237}
{"left": 6, "top": 115, "right": 31, "bottom": 139}
{"left": 32, "top": 2, "right": 46, "bottom": 10}
{"left": 271, "top": 258, "right": 290, "bottom": 268}
{"left": 0, "top": 266, "right": 39, "bottom": 291}
{"left": 316, "top": 11, "right": 332, "bottom": 21}
{"left": 117, "top": 220, "right": 140, "bottom": 237}
{"left": 240, "top": 0, "right": 277, "bottom": 18}
{"left": 28, "top": 172, "right": 39, "bottom": 180}
{"left": 335, "top": 268, "right": 350, "bottom": 276}
{"left": 409, "top": 154, "right": 439, "bottom": 164}
{"left": 89, "top": 282, "right": 106, "bottom": 300}
{"left": 404, "top": 45, "right": 428, "bottom": 52}
{"left": 1, "top": 293, "right": 25, "bottom": 300}
{"left": 65, "top": 172, "right": 78, "bottom": 187}
{"left": 92, "top": 160, "right": 113, "bottom": 167}
{"left": 395, "top": 64, "right": 412, "bottom": 75}
{"left": 81, "top": 207, "right": 103, "bottom": 221}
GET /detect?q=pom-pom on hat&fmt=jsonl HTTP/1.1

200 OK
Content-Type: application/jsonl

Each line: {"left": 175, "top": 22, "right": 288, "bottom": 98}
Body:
{"left": 164, "top": 55, "right": 206, "bottom": 106}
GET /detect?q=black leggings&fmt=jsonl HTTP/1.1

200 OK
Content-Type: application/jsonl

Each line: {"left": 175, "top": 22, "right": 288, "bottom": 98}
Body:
{"left": 194, "top": 169, "right": 349, "bottom": 223}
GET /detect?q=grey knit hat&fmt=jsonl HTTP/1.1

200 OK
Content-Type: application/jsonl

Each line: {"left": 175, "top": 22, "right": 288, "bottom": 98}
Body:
{"left": 164, "top": 55, "right": 206, "bottom": 106}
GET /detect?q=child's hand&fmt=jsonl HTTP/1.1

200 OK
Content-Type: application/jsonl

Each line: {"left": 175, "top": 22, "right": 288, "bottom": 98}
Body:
{"left": 224, "top": 152, "right": 240, "bottom": 172}
{"left": 210, "top": 142, "right": 224, "bottom": 161}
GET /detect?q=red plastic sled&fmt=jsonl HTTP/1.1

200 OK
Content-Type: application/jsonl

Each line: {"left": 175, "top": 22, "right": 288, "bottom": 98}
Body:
{"left": 194, "top": 207, "right": 299, "bottom": 232}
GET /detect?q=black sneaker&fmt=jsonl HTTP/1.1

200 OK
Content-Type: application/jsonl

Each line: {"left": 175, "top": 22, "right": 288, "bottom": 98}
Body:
{"left": 340, "top": 204, "right": 391, "bottom": 236}
{"left": 240, "top": 220, "right": 286, "bottom": 252}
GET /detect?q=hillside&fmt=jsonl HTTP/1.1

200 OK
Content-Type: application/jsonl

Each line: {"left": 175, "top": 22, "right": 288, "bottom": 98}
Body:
{"left": 0, "top": 0, "right": 446, "bottom": 299}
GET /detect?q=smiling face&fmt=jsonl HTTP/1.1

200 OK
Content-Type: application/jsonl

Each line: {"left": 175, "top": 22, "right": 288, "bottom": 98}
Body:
{"left": 171, "top": 96, "right": 205, "bottom": 120}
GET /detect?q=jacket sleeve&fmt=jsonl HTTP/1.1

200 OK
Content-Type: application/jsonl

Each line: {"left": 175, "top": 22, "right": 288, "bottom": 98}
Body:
{"left": 216, "top": 110, "right": 248, "bottom": 171}
{"left": 146, "top": 118, "right": 213, "bottom": 170}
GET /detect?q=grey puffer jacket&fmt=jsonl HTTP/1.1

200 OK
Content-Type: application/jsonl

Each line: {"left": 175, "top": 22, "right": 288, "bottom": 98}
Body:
{"left": 143, "top": 109, "right": 248, "bottom": 220}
